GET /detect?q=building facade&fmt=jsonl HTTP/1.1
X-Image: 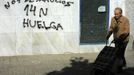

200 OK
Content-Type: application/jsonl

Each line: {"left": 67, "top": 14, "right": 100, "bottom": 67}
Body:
{"left": 0, "top": 0, "right": 133, "bottom": 56}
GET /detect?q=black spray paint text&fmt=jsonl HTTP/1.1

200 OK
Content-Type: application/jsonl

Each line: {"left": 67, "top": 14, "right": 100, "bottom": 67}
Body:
{"left": 23, "top": 18, "right": 63, "bottom": 30}
{"left": 24, "top": 4, "right": 48, "bottom": 17}
{"left": 4, "top": 0, "right": 74, "bottom": 30}
{"left": 4, "top": 0, "right": 74, "bottom": 9}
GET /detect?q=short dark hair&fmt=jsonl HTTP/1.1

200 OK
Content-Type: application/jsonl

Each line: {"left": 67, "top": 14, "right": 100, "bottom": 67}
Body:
{"left": 114, "top": 7, "right": 122, "bottom": 14}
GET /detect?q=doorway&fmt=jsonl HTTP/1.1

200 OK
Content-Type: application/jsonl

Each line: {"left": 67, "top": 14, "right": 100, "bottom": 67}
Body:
{"left": 80, "top": 0, "right": 109, "bottom": 44}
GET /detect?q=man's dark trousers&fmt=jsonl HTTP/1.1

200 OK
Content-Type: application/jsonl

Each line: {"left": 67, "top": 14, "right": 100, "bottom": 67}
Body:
{"left": 115, "top": 41, "right": 128, "bottom": 67}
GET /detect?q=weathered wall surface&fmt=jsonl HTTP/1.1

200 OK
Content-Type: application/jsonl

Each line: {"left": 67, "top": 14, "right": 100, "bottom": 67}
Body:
{"left": 0, "top": 0, "right": 133, "bottom": 56}
{"left": 125, "top": 0, "right": 134, "bottom": 50}
{"left": 0, "top": 0, "right": 81, "bottom": 56}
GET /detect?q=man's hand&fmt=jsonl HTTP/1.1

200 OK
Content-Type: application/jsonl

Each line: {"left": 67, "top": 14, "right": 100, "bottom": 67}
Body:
{"left": 114, "top": 38, "right": 123, "bottom": 43}
{"left": 119, "top": 33, "right": 129, "bottom": 41}
{"left": 114, "top": 33, "right": 129, "bottom": 43}
{"left": 106, "top": 31, "right": 112, "bottom": 40}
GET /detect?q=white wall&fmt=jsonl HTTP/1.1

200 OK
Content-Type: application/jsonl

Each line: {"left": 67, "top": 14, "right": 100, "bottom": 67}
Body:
{"left": 125, "top": 0, "right": 134, "bottom": 50}
{"left": 0, "top": 0, "right": 132, "bottom": 56}
{"left": 0, "top": 0, "right": 81, "bottom": 56}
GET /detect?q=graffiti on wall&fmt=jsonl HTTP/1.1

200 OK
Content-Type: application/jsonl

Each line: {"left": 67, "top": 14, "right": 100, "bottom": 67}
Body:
{"left": 4, "top": 0, "right": 74, "bottom": 31}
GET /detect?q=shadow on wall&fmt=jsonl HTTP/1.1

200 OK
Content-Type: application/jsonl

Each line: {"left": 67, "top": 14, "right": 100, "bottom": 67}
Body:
{"left": 45, "top": 57, "right": 134, "bottom": 75}
{"left": 130, "top": 35, "right": 134, "bottom": 50}
{"left": 126, "top": 35, "right": 134, "bottom": 50}
{"left": 132, "top": 40, "right": 134, "bottom": 50}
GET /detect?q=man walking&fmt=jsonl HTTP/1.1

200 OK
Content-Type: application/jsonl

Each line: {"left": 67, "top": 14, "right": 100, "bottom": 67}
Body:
{"left": 106, "top": 7, "right": 130, "bottom": 72}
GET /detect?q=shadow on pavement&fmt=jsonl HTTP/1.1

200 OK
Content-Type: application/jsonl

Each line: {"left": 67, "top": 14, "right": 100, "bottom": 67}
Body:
{"left": 46, "top": 57, "right": 134, "bottom": 75}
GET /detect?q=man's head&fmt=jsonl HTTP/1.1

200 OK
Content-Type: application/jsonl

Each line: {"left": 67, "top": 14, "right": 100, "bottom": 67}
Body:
{"left": 114, "top": 7, "right": 122, "bottom": 19}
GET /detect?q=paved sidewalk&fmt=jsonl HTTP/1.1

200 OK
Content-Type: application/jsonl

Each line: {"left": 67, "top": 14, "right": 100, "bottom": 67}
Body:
{"left": 0, "top": 53, "right": 97, "bottom": 75}
{"left": 0, "top": 50, "right": 133, "bottom": 75}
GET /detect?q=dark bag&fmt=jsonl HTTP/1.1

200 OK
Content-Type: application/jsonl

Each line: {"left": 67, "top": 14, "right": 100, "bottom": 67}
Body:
{"left": 90, "top": 41, "right": 119, "bottom": 75}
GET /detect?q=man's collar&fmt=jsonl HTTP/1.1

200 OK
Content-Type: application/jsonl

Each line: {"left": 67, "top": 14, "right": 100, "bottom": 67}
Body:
{"left": 114, "top": 15, "right": 123, "bottom": 23}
